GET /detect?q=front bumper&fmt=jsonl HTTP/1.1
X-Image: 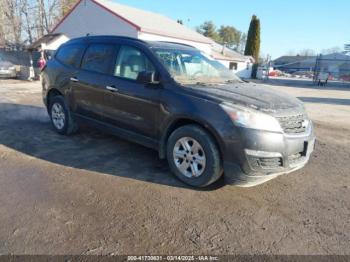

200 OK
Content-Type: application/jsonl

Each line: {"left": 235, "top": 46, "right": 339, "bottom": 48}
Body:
{"left": 223, "top": 124, "right": 315, "bottom": 187}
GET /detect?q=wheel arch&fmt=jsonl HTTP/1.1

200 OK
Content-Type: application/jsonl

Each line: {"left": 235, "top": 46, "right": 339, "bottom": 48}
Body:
{"left": 46, "top": 88, "right": 64, "bottom": 110}
{"left": 159, "top": 117, "right": 224, "bottom": 160}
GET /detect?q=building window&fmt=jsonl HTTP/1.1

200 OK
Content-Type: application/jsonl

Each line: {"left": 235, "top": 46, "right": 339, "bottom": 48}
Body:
{"left": 229, "top": 62, "right": 238, "bottom": 70}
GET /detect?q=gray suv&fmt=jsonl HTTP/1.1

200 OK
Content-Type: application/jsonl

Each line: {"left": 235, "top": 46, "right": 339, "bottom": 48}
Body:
{"left": 42, "top": 36, "right": 315, "bottom": 187}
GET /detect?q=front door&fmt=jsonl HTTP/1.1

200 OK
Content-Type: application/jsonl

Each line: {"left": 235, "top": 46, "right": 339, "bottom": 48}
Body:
{"left": 102, "top": 45, "right": 161, "bottom": 139}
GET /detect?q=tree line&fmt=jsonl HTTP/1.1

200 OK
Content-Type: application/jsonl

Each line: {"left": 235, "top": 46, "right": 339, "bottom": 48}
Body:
{"left": 195, "top": 21, "right": 247, "bottom": 53}
{"left": 0, "top": 0, "right": 76, "bottom": 49}
{"left": 196, "top": 16, "right": 261, "bottom": 78}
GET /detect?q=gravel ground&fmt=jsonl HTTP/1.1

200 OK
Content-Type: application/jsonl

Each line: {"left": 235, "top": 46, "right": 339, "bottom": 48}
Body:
{"left": 0, "top": 79, "right": 349, "bottom": 255}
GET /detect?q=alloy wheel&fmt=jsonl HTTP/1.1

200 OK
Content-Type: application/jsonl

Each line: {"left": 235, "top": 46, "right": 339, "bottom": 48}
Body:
{"left": 173, "top": 137, "right": 206, "bottom": 178}
{"left": 51, "top": 103, "right": 66, "bottom": 130}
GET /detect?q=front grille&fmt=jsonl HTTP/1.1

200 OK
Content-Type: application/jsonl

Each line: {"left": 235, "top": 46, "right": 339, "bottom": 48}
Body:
{"left": 277, "top": 114, "right": 307, "bottom": 134}
{"left": 248, "top": 156, "right": 283, "bottom": 170}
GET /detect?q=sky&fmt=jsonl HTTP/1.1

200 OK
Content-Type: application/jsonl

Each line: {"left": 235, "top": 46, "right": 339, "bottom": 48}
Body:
{"left": 114, "top": 0, "right": 350, "bottom": 59}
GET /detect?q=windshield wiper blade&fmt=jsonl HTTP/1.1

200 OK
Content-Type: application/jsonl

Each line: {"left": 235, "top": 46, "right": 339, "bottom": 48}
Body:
{"left": 226, "top": 79, "right": 245, "bottom": 84}
{"left": 226, "top": 79, "right": 239, "bottom": 83}
{"left": 196, "top": 82, "right": 209, "bottom": 86}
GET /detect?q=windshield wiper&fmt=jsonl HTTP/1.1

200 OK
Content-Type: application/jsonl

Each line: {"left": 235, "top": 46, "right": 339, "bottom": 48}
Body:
{"left": 225, "top": 79, "right": 245, "bottom": 84}
{"left": 195, "top": 82, "right": 210, "bottom": 86}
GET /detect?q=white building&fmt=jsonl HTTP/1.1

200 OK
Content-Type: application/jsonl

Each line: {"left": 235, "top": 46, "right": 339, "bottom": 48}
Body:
{"left": 211, "top": 43, "right": 254, "bottom": 79}
{"left": 40, "top": 0, "right": 253, "bottom": 77}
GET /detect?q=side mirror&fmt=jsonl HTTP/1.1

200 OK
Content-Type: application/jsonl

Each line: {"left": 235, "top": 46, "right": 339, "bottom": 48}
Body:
{"left": 137, "top": 71, "right": 160, "bottom": 85}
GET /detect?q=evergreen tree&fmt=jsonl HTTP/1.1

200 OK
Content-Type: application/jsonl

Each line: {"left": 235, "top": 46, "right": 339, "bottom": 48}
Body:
{"left": 218, "top": 25, "right": 241, "bottom": 50}
{"left": 196, "top": 21, "right": 220, "bottom": 42}
{"left": 244, "top": 15, "right": 261, "bottom": 78}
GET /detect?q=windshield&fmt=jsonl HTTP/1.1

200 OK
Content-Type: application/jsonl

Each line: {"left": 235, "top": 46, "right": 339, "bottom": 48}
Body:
{"left": 153, "top": 48, "right": 241, "bottom": 85}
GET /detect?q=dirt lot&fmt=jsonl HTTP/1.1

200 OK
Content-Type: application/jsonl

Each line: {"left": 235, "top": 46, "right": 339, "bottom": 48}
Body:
{"left": 0, "top": 79, "right": 349, "bottom": 255}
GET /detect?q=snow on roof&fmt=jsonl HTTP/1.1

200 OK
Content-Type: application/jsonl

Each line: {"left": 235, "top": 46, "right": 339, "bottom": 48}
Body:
{"left": 93, "top": 0, "right": 214, "bottom": 44}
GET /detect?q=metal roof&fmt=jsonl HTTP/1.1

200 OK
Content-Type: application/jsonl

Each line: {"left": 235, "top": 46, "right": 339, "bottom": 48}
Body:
{"left": 92, "top": 0, "right": 214, "bottom": 44}
{"left": 210, "top": 42, "right": 251, "bottom": 62}
{"left": 65, "top": 35, "right": 197, "bottom": 50}
{"left": 27, "top": 33, "right": 65, "bottom": 51}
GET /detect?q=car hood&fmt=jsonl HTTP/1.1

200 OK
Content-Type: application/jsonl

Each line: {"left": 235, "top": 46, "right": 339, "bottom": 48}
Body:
{"left": 186, "top": 82, "right": 304, "bottom": 113}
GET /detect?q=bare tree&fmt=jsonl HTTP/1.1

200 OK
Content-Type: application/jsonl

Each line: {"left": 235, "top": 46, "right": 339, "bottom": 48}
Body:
{"left": 321, "top": 46, "right": 342, "bottom": 55}
{"left": 0, "top": 0, "right": 66, "bottom": 48}
{"left": 0, "top": 0, "right": 23, "bottom": 48}
{"left": 285, "top": 49, "right": 296, "bottom": 56}
{"left": 19, "top": 0, "right": 35, "bottom": 44}
{"left": 298, "top": 49, "right": 316, "bottom": 56}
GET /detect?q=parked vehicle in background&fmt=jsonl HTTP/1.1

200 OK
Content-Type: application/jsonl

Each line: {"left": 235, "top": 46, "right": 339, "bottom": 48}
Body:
{"left": 0, "top": 60, "right": 17, "bottom": 78}
{"left": 42, "top": 36, "right": 315, "bottom": 188}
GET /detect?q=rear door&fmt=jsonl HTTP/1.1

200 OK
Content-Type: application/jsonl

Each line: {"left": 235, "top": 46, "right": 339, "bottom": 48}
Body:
{"left": 48, "top": 43, "right": 86, "bottom": 100}
{"left": 70, "top": 43, "right": 118, "bottom": 122}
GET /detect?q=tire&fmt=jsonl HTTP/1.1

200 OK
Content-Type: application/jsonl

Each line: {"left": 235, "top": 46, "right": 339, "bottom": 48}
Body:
{"left": 167, "top": 124, "right": 223, "bottom": 187}
{"left": 49, "top": 96, "right": 78, "bottom": 135}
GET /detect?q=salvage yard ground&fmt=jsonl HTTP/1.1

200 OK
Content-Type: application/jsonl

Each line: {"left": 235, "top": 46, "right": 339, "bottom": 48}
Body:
{"left": 0, "top": 79, "right": 349, "bottom": 255}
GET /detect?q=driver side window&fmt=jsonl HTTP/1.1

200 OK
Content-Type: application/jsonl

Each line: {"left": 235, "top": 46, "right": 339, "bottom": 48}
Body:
{"left": 114, "top": 46, "right": 155, "bottom": 80}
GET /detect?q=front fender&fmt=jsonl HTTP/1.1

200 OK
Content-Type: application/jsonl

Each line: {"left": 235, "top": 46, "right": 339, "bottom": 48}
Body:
{"left": 158, "top": 113, "right": 228, "bottom": 160}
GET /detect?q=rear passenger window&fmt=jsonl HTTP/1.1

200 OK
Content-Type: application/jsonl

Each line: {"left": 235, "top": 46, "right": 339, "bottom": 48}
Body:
{"left": 81, "top": 44, "right": 116, "bottom": 74}
{"left": 55, "top": 44, "right": 85, "bottom": 68}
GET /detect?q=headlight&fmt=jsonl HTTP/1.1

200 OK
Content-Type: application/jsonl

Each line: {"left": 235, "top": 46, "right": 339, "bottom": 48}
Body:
{"left": 220, "top": 102, "right": 282, "bottom": 132}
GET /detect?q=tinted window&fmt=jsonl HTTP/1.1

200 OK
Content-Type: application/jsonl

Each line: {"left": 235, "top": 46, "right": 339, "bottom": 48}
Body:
{"left": 81, "top": 44, "right": 116, "bottom": 74}
{"left": 114, "top": 46, "right": 155, "bottom": 80}
{"left": 56, "top": 44, "right": 85, "bottom": 67}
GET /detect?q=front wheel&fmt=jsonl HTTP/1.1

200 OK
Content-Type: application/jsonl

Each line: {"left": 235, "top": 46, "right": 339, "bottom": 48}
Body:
{"left": 167, "top": 125, "right": 223, "bottom": 187}
{"left": 49, "top": 96, "right": 78, "bottom": 135}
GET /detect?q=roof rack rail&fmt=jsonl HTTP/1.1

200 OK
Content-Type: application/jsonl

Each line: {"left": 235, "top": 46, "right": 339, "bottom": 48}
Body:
{"left": 157, "top": 41, "right": 195, "bottom": 48}
{"left": 68, "top": 35, "right": 148, "bottom": 44}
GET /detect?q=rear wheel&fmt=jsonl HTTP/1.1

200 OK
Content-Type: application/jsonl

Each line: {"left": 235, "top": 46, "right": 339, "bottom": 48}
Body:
{"left": 49, "top": 96, "right": 78, "bottom": 135}
{"left": 167, "top": 125, "right": 223, "bottom": 187}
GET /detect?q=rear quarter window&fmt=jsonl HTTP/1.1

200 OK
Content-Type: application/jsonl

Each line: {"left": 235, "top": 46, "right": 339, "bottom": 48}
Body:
{"left": 55, "top": 44, "right": 85, "bottom": 68}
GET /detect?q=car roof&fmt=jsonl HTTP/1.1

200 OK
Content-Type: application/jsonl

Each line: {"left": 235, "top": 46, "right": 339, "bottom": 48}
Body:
{"left": 145, "top": 41, "right": 197, "bottom": 51}
{"left": 65, "top": 35, "right": 198, "bottom": 51}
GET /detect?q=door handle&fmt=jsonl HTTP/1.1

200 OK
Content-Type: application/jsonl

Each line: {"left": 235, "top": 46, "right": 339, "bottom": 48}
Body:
{"left": 70, "top": 77, "right": 79, "bottom": 82}
{"left": 106, "top": 86, "right": 119, "bottom": 92}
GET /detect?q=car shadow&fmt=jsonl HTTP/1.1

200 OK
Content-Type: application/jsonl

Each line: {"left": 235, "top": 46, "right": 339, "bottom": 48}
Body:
{"left": 298, "top": 97, "right": 350, "bottom": 106}
{"left": 0, "top": 103, "right": 225, "bottom": 190}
